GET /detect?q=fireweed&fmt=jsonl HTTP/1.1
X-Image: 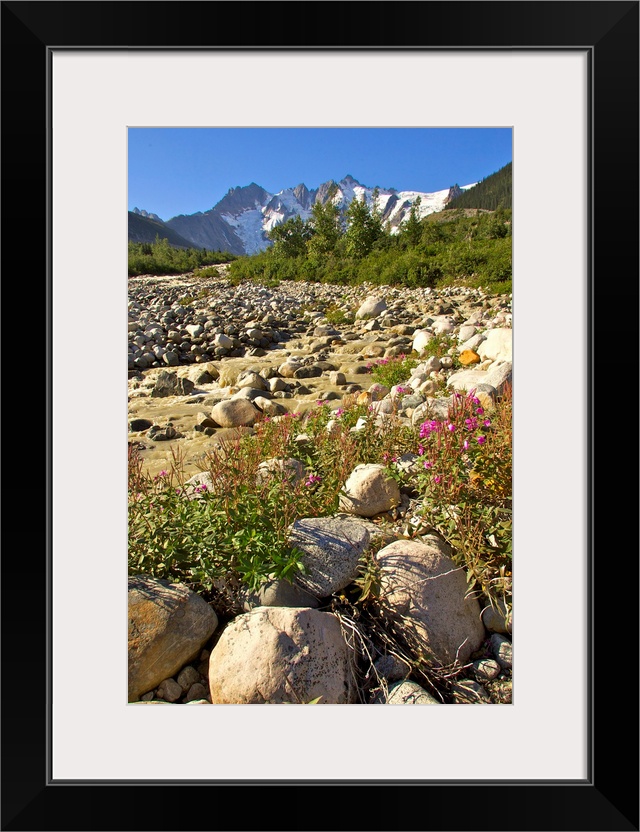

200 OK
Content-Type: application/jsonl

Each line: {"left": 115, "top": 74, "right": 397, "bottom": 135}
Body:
{"left": 128, "top": 386, "right": 511, "bottom": 617}
{"left": 413, "top": 385, "right": 512, "bottom": 613}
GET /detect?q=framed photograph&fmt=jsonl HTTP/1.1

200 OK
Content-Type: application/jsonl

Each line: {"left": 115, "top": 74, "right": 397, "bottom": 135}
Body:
{"left": 3, "top": 1, "right": 637, "bottom": 830}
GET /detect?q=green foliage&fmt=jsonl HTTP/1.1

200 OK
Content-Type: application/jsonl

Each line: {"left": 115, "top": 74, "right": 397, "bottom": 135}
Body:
{"left": 402, "top": 195, "right": 422, "bottom": 247}
{"left": 367, "top": 354, "right": 420, "bottom": 387}
{"left": 268, "top": 215, "right": 312, "bottom": 259}
{"left": 416, "top": 331, "right": 458, "bottom": 360}
{"left": 128, "top": 445, "right": 308, "bottom": 594}
{"left": 226, "top": 205, "right": 510, "bottom": 293}
{"left": 307, "top": 190, "right": 342, "bottom": 263}
{"left": 129, "top": 379, "right": 512, "bottom": 621}
{"left": 323, "top": 304, "right": 354, "bottom": 326}
{"left": 354, "top": 547, "right": 383, "bottom": 602}
{"left": 128, "top": 236, "right": 236, "bottom": 276}
{"left": 344, "top": 195, "right": 382, "bottom": 259}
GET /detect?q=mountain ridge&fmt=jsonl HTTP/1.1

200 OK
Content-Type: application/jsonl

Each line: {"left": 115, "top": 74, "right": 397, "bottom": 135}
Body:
{"left": 130, "top": 174, "right": 479, "bottom": 256}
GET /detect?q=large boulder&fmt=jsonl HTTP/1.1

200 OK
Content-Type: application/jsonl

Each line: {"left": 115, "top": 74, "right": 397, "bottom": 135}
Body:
{"left": 477, "top": 328, "right": 512, "bottom": 363}
{"left": 355, "top": 296, "right": 387, "bottom": 320}
{"left": 210, "top": 398, "right": 260, "bottom": 428}
{"left": 128, "top": 576, "right": 218, "bottom": 701}
{"left": 431, "top": 316, "right": 455, "bottom": 335}
{"left": 208, "top": 606, "right": 358, "bottom": 704}
{"left": 375, "top": 537, "right": 485, "bottom": 667}
{"left": 288, "top": 515, "right": 372, "bottom": 597}
{"left": 236, "top": 371, "right": 268, "bottom": 391}
{"left": 339, "top": 464, "right": 401, "bottom": 517}
{"left": 446, "top": 361, "right": 512, "bottom": 397}
{"left": 412, "top": 329, "right": 433, "bottom": 354}
{"left": 278, "top": 360, "right": 302, "bottom": 379}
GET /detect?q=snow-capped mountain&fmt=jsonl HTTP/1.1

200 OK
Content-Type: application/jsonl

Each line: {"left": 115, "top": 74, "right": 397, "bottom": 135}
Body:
{"left": 160, "top": 175, "right": 476, "bottom": 256}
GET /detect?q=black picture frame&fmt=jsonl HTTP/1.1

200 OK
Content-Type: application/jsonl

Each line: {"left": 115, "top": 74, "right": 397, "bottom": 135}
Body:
{"left": 2, "top": 2, "right": 638, "bottom": 830}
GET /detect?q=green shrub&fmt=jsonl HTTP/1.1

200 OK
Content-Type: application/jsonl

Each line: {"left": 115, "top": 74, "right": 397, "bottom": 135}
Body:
{"left": 366, "top": 354, "right": 420, "bottom": 387}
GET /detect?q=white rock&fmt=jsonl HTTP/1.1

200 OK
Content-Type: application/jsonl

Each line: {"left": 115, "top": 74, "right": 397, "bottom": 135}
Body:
{"left": 210, "top": 398, "right": 259, "bottom": 428}
{"left": 412, "top": 329, "right": 433, "bottom": 354}
{"left": 213, "top": 333, "right": 234, "bottom": 350}
{"left": 376, "top": 537, "right": 485, "bottom": 667}
{"left": 477, "top": 328, "right": 512, "bottom": 363}
{"left": 339, "top": 464, "right": 401, "bottom": 517}
{"left": 355, "top": 296, "right": 387, "bottom": 319}
{"left": 446, "top": 361, "right": 512, "bottom": 397}
{"left": 431, "top": 316, "right": 455, "bottom": 334}
{"left": 457, "top": 324, "right": 477, "bottom": 342}
{"left": 208, "top": 607, "right": 358, "bottom": 704}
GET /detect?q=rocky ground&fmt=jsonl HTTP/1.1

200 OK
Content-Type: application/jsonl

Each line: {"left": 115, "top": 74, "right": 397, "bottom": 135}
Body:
{"left": 128, "top": 271, "right": 513, "bottom": 706}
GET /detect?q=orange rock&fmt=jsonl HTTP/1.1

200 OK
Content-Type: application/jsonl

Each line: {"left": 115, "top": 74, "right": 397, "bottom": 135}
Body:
{"left": 459, "top": 349, "right": 481, "bottom": 366}
{"left": 357, "top": 391, "right": 372, "bottom": 406}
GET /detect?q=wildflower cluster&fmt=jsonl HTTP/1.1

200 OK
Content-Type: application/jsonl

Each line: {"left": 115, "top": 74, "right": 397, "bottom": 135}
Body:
{"left": 415, "top": 392, "right": 500, "bottom": 492}
{"left": 128, "top": 383, "right": 511, "bottom": 618}
{"left": 414, "top": 386, "right": 512, "bottom": 610}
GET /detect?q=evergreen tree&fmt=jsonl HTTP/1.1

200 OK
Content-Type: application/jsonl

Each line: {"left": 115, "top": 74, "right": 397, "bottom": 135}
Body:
{"left": 344, "top": 195, "right": 379, "bottom": 259}
{"left": 268, "top": 215, "right": 311, "bottom": 258}
{"left": 307, "top": 188, "right": 342, "bottom": 262}
{"left": 403, "top": 196, "right": 422, "bottom": 247}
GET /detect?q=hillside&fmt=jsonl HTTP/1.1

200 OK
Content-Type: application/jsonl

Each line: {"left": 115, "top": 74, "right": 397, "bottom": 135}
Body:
{"left": 446, "top": 163, "right": 512, "bottom": 211}
{"left": 128, "top": 211, "right": 198, "bottom": 249}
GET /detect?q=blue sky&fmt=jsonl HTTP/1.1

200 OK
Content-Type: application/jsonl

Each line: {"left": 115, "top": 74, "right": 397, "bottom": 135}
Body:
{"left": 128, "top": 128, "right": 512, "bottom": 222}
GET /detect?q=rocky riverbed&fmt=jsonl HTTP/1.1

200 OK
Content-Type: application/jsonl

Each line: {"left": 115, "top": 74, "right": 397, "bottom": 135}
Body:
{"left": 128, "top": 270, "right": 513, "bottom": 705}
{"left": 128, "top": 270, "right": 512, "bottom": 477}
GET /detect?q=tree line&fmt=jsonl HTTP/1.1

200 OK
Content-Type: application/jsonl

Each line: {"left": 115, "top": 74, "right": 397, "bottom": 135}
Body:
{"left": 128, "top": 236, "right": 237, "bottom": 276}
{"left": 228, "top": 184, "right": 512, "bottom": 292}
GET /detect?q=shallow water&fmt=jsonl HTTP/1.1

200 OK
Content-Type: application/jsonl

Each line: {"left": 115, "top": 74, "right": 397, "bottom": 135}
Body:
{"left": 128, "top": 347, "right": 381, "bottom": 479}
